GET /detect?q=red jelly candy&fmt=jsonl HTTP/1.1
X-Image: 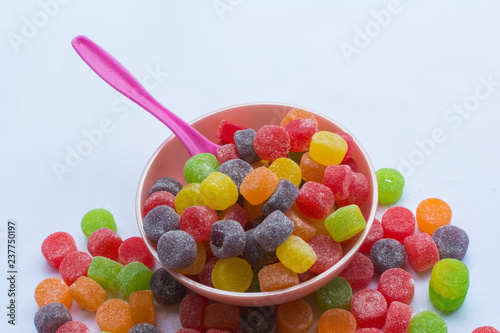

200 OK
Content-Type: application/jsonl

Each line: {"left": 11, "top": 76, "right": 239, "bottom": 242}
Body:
{"left": 55, "top": 321, "right": 90, "bottom": 333}
{"left": 216, "top": 144, "right": 239, "bottom": 163}
{"left": 295, "top": 181, "right": 334, "bottom": 220}
{"left": 219, "top": 203, "right": 249, "bottom": 228}
{"left": 356, "top": 329, "right": 383, "bottom": 333}
{"left": 41, "top": 232, "right": 78, "bottom": 268}
{"left": 199, "top": 257, "right": 219, "bottom": 288}
{"left": 283, "top": 119, "right": 318, "bottom": 152}
{"left": 180, "top": 294, "right": 210, "bottom": 332}
{"left": 298, "top": 270, "right": 316, "bottom": 283}
{"left": 176, "top": 329, "right": 202, "bottom": 333}
{"left": 87, "top": 228, "right": 123, "bottom": 261}
{"left": 381, "top": 207, "right": 416, "bottom": 243}
{"left": 254, "top": 125, "right": 291, "bottom": 161}
{"left": 59, "top": 251, "right": 92, "bottom": 286}
{"left": 336, "top": 172, "right": 369, "bottom": 207}
{"left": 339, "top": 133, "right": 355, "bottom": 162}
{"left": 472, "top": 327, "right": 500, "bottom": 333}
{"left": 384, "top": 301, "right": 412, "bottom": 333}
{"left": 143, "top": 191, "right": 176, "bottom": 217}
{"left": 216, "top": 119, "right": 248, "bottom": 144}
{"left": 308, "top": 235, "right": 343, "bottom": 274}
{"left": 351, "top": 289, "right": 387, "bottom": 328}
{"left": 179, "top": 206, "right": 218, "bottom": 242}
{"left": 403, "top": 232, "right": 439, "bottom": 271}
{"left": 118, "top": 237, "right": 155, "bottom": 269}
{"left": 377, "top": 268, "right": 414, "bottom": 305}
{"left": 323, "top": 164, "right": 353, "bottom": 201}
{"left": 341, "top": 158, "right": 359, "bottom": 173}
{"left": 204, "top": 303, "right": 240, "bottom": 333}
{"left": 359, "top": 218, "right": 384, "bottom": 254}
{"left": 339, "top": 252, "right": 374, "bottom": 290}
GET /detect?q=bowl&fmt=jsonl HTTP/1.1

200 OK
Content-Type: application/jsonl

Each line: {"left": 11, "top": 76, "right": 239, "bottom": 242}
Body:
{"left": 136, "top": 102, "right": 378, "bottom": 306}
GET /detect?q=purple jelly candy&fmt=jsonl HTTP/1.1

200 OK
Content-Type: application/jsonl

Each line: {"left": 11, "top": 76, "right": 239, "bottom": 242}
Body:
{"left": 218, "top": 159, "right": 254, "bottom": 189}
{"left": 253, "top": 210, "right": 294, "bottom": 252}
{"left": 129, "top": 323, "right": 160, "bottom": 333}
{"left": 150, "top": 268, "right": 187, "bottom": 305}
{"left": 370, "top": 238, "right": 407, "bottom": 273}
{"left": 234, "top": 129, "right": 261, "bottom": 163}
{"left": 242, "top": 229, "right": 277, "bottom": 268}
{"left": 210, "top": 220, "right": 246, "bottom": 259}
{"left": 157, "top": 230, "right": 196, "bottom": 268}
{"left": 238, "top": 306, "right": 276, "bottom": 333}
{"left": 262, "top": 179, "right": 299, "bottom": 216}
{"left": 143, "top": 205, "right": 180, "bottom": 244}
{"left": 34, "top": 302, "right": 72, "bottom": 333}
{"left": 432, "top": 225, "right": 469, "bottom": 260}
{"left": 148, "top": 177, "right": 183, "bottom": 196}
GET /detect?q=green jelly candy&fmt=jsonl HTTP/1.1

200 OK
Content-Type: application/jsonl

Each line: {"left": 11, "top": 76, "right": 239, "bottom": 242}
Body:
{"left": 408, "top": 311, "right": 447, "bottom": 333}
{"left": 429, "top": 283, "right": 466, "bottom": 311}
{"left": 315, "top": 276, "right": 352, "bottom": 312}
{"left": 116, "top": 262, "right": 153, "bottom": 298}
{"left": 376, "top": 168, "right": 405, "bottom": 204}
{"left": 183, "top": 153, "right": 220, "bottom": 184}
{"left": 81, "top": 208, "right": 117, "bottom": 238}
{"left": 87, "top": 256, "right": 123, "bottom": 290}
{"left": 325, "top": 204, "right": 366, "bottom": 242}
{"left": 246, "top": 268, "right": 262, "bottom": 293}
{"left": 430, "top": 258, "right": 469, "bottom": 300}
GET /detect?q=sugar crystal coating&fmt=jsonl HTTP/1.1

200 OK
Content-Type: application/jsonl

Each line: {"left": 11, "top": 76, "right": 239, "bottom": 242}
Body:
{"left": 429, "top": 283, "right": 467, "bottom": 311}
{"left": 184, "top": 153, "right": 220, "bottom": 184}
{"left": 295, "top": 181, "right": 334, "bottom": 220}
{"left": 254, "top": 125, "right": 291, "bottom": 161}
{"left": 262, "top": 179, "right": 299, "bottom": 216}
{"left": 376, "top": 168, "right": 405, "bottom": 204}
{"left": 378, "top": 268, "right": 414, "bottom": 305}
{"left": 336, "top": 172, "right": 369, "bottom": 208}
{"left": 381, "top": 206, "right": 416, "bottom": 244}
{"left": 253, "top": 210, "right": 294, "bottom": 252}
{"left": 143, "top": 191, "right": 176, "bottom": 216}
{"left": 216, "top": 143, "right": 240, "bottom": 163}
{"left": 284, "top": 118, "right": 318, "bottom": 152}
{"left": 384, "top": 301, "right": 412, "bottom": 333}
{"left": 341, "top": 158, "right": 359, "bottom": 173}
{"left": 238, "top": 307, "right": 276, "bottom": 333}
{"left": 277, "top": 235, "right": 317, "bottom": 274}
{"left": 239, "top": 167, "right": 279, "bottom": 205}
{"left": 180, "top": 205, "right": 218, "bottom": 242}
{"left": 81, "top": 208, "right": 117, "bottom": 238}
{"left": 204, "top": 303, "right": 240, "bottom": 333}
{"left": 315, "top": 276, "right": 352, "bottom": 312}
{"left": 216, "top": 119, "right": 248, "bottom": 144}
{"left": 59, "top": 251, "right": 92, "bottom": 286}
{"left": 325, "top": 204, "right": 366, "bottom": 242}
{"left": 175, "top": 183, "right": 205, "bottom": 214}
{"left": 323, "top": 164, "right": 353, "bottom": 201}
{"left": 116, "top": 262, "right": 152, "bottom": 298}
{"left": 129, "top": 290, "right": 156, "bottom": 326}
{"left": 276, "top": 299, "right": 313, "bottom": 333}
{"left": 351, "top": 289, "right": 387, "bottom": 328}
{"left": 286, "top": 205, "right": 317, "bottom": 242}
{"left": 299, "top": 152, "right": 326, "bottom": 183}
{"left": 408, "top": 311, "right": 447, "bottom": 333}
{"left": 41, "top": 232, "right": 77, "bottom": 269}
{"left": 359, "top": 218, "right": 383, "bottom": 254}
{"left": 34, "top": 302, "right": 72, "bottom": 333}
{"left": 35, "top": 277, "right": 72, "bottom": 309}
{"left": 370, "top": 238, "right": 407, "bottom": 273}
{"left": 176, "top": 242, "right": 207, "bottom": 275}
{"left": 150, "top": 268, "right": 186, "bottom": 305}
{"left": 210, "top": 220, "right": 246, "bottom": 259}
{"left": 217, "top": 159, "right": 253, "bottom": 190}
{"left": 318, "top": 308, "right": 356, "bottom": 333}
{"left": 180, "top": 294, "right": 209, "bottom": 332}
{"left": 200, "top": 172, "right": 238, "bottom": 211}
{"left": 95, "top": 299, "right": 133, "bottom": 333}
{"left": 87, "top": 256, "right": 123, "bottom": 290}
{"left": 268, "top": 157, "right": 302, "bottom": 186}
{"left": 308, "top": 234, "right": 343, "bottom": 274}
{"left": 118, "top": 237, "right": 155, "bottom": 268}
{"left": 432, "top": 225, "right": 469, "bottom": 260}
{"left": 339, "top": 133, "right": 355, "bottom": 162}
{"left": 128, "top": 323, "right": 160, "bottom": 333}
{"left": 404, "top": 232, "right": 440, "bottom": 271}
{"left": 430, "top": 258, "right": 469, "bottom": 300}
{"left": 55, "top": 321, "right": 89, "bottom": 333}
{"left": 356, "top": 329, "right": 383, "bottom": 333}
{"left": 219, "top": 203, "right": 249, "bottom": 228}
{"left": 416, "top": 198, "right": 452, "bottom": 235}
{"left": 87, "top": 228, "right": 123, "bottom": 261}
{"left": 68, "top": 276, "right": 106, "bottom": 311}
{"left": 148, "top": 176, "right": 183, "bottom": 196}
{"left": 212, "top": 257, "right": 253, "bottom": 292}
{"left": 234, "top": 128, "right": 261, "bottom": 163}
{"left": 258, "top": 262, "right": 299, "bottom": 292}
{"left": 281, "top": 108, "right": 318, "bottom": 127}
{"left": 143, "top": 205, "right": 179, "bottom": 244}
{"left": 339, "top": 252, "right": 374, "bottom": 291}
{"left": 199, "top": 257, "right": 218, "bottom": 288}
{"left": 309, "top": 131, "right": 348, "bottom": 166}
{"left": 158, "top": 230, "right": 197, "bottom": 268}
{"left": 472, "top": 327, "right": 500, "bottom": 333}
{"left": 241, "top": 229, "right": 277, "bottom": 268}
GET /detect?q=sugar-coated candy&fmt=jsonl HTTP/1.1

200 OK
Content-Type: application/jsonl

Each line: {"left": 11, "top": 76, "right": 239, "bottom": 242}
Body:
{"left": 55, "top": 321, "right": 89, "bottom": 333}
{"left": 376, "top": 168, "right": 405, "bottom": 204}
{"left": 416, "top": 198, "right": 452, "bottom": 235}
{"left": 341, "top": 158, "right": 359, "bottom": 173}
{"left": 199, "top": 257, "right": 218, "bottom": 287}
{"left": 35, "top": 277, "right": 72, "bottom": 309}
{"left": 219, "top": 203, "right": 249, "bottom": 228}
{"left": 143, "top": 205, "right": 179, "bottom": 244}
{"left": 432, "top": 225, "right": 469, "bottom": 260}
{"left": 240, "top": 167, "right": 279, "bottom": 205}
{"left": 381, "top": 206, "right": 416, "bottom": 244}
{"left": 318, "top": 308, "right": 356, "bottom": 333}
{"left": 253, "top": 125, "right": 291, "bottom": 161}
{"left": 323, "top": 164, "right": 353, "bottom": 201}
{"left": 87, "top": 256, "right": 123, "bottom": 290}
{"left": 308, "top": 234, "right": 343, "bottom": 274}
{"left": 286, "top": 205, "right": 317, "bottom": 242}
{"left": 384, "top": 301, "right": 412, "bottom": 333}
{"left": 143, "top": 191, "right": 176, "bottom": 216}
{"left": 336, "top": 172, "right": 369, "bottom": 208}
{"left": 429, "top": 283, "right": 466, "bottom": 311}
{"left": 309, "top": 131, "right": 348, "bottom": 166}
{"left": 116, "top": 262, "right": 152, "bottom": 298}
{"left": 378, "top": 268, "right": 414, "bottom": 305}
{"left": 41, "top": 232, "right": 77, "bottom": 268}
{"left": 472, "top": 327, "right": 500, "bottom": 333}
{"left": 148, "top": 176, "right": 183, "bottom": 196}
{"left": 356, "top": 329, "right": 383, "bottom": 333}
{"left": 180, "top": 206, "right": 218, "bottom": 242}
{"left": 351, "top": 289, "right": 387, "bottom": 328}
{"left": 408, "top": 311, "right": 447, "bottom": 333}
{"left": 128, "top": 323, "right": 160, "bottom": 333}
{"left": 234, "top": 128, "right": 261, "bottom": 164}
{"left": 130, "top": 290, "right": 156, "bottom": 326}
{"left": 176, "top": 242, "right": 207, "bottom": 275}
{"left": 238, "top": 307, "right": 276, "bottom": 333}
{"left": 216, "top": 119, "right": 248, "bottom": 144}
{"left": 216, "top": 143, "right": 240, "bottom": 163}
{"left": 81, "top": 208, "right": 117, "bottom": 238}
{"left": 281, "top": 108, "right": 318, "bottom": 127}
{"left": 325, "top": 204, "right": 366, "bottom": 242}
{"left": 59, "top": 251, "right": 92, "bottom": 286}
{"left": 210, "top": 220, "right": 246, "bottom": 259}
{"left": 315, "top": 276, "right": 352, "bottom": 312}
{"left": 212, "top": 257, "right": 253, "bottom": 292}
{"left": 150, "top": 268, "right": 187, "bottom": 305}
{"left": 34, "top": 302, "right": 72, "bottom": 333}
{"left": 218, "top": 159, "right": 253, "bottom": 189}
{"left": 359, "top": 218, "right": 383, "bottom": 254}
{"left": 180, "top": 294, "right": 209, "bottom": 332}
{"left": 277, "top": 235, "right": 316, "bottom": 273}
{"left": 276, "top": 299, "right": 313, "bottom": 333}
{"left": 404, "top": 233, "right": 440, "bottom": 271}
{"left": 175, "top": 183, "right": 205, "bottom": 214}
{"left": 268, "top": 157, "right": 302, "bottom": 186}
{"left": 295, "top": 181, "right": 334, "bottom": 220}
{"left": 204, "top": 303, "right": 240, "bottom": 333}
{"left": 96, "top": 299, "right": 133, "bottom": 333}
{"left": 158, "top": 230, "right": 197, "bottom": 268}
{"left": 339, "top": 252, "right": 374, "bottom": 291}
{"left": 262, "top": 179, "right": 299, "bottom": 215}
{"left": 299, "top": 152, "right": 326, "bottom": 183}
{"left": 258, "top": 262, "right": 299, "bottom": 291}
{"left": 370, "top": 238, "right": 406, "bottom": 273}
{"left": 68, "top": 276, "right": 106, "bottom": 311}
{"left": 430, "top": 258, "right": 469, "bottom": 300}
{"left": 184, "top": 153, "right": 220, "bottom": 183}
{"left": 176, "top": 329, "right": 202, "bottom": 333}
{"left": 200, "top": 172, "right": 238, "bottom": 211}
{"left": 87, "top": 228, "right": 123, "bottom": 261}
{"left": 253, "top": 210, "right": 294, "bottom": 252}
{"left": 284, "top": 118, "right": 318, "bottom": 152}
{"left": 118, "top": 237, "right": 155, "bottom": 268}
{"left": 339, "top": 133, "right": 355, "bottom": 162}
{"left": 242, "top": 229, "right": 277, "bottom": 268}
{"left": 298, "top": 269, "right": 316, "bottom": 283}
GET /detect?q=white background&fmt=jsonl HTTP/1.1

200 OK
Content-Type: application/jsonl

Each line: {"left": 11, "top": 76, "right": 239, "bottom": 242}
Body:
{"left": 1, "top": 1, "right": 500, "bottom": 332}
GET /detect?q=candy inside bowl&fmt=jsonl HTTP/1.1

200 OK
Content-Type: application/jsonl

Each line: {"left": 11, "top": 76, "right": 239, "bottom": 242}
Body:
{"left": 136, "top": 103, "right": 378, "bottom": 307}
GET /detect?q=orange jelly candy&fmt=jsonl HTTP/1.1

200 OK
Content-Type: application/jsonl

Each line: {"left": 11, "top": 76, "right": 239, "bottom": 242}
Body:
{"left": 300, "top": 152, "right": 327, "bottom": 183}
{"left": 318, "top": 308, "right": 357, "bottom": 333}
{"left": 258, "top": 263, "right": 299, "bottom": 292}
{"left": 239, "top": 167, "right": 279, "bottom": 205}
{"left": 34, "top": 277, "right": 72, "bottom": 309}
{"left": 286, "top": 205, "right": 317, "bottom": 242}
{"left": 280, "top": 108, "right": 318, "bottom": 127}
{"left": 68, "top": 276, "right": 106, "bottom": 312}
{"left": 130, "top": 290, "right": 156, "bottom": 326}
{"left": 176, "top": 242, "right": 207, "bottom": 275}
{"left": 96, "top": 299, "right": 133, "bottom": 333}
{"left": 277, "top": 299, "right": 314, "bottom": 333}
{"left": 416, "top": 198, "right": 452, "bottom": 234}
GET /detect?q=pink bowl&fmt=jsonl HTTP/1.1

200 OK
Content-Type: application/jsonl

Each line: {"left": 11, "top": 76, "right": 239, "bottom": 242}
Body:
{"left": 136, "top": 102, "right": 378, "bottom": 306}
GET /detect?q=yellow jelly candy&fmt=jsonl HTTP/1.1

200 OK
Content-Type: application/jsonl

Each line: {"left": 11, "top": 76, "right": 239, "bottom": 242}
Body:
{"left": 269, "top": 158, "right": 302, "bottom": 187}
{"left": 212, "top": 257, "right": 253, "bottom": 292}
{"left": 176, "top": 242, "right": 207, "bottom": 275}
{"left": 200, "top": 172, "right": 238, "bottom": 211}
{"left": 309, "top": 131, "right": 348, "bottom": 166}
{"left": 276, "top": 235, "right": 317, "bottom": 273}
{"left": 174, "top": 183, "right": 205, "bottom": 214}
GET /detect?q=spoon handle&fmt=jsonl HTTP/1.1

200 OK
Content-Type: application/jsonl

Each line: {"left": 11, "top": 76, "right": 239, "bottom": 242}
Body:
{"left": 71, "top": 35, "right": 219, "bottom": 156}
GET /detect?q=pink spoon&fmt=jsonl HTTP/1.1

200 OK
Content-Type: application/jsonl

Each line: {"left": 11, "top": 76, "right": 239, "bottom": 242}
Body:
{"left": 71, "top": 35, "right": 220, "bottom": 156}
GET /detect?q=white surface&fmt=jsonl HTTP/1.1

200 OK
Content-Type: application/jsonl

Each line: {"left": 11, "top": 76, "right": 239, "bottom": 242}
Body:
{"left": 1, "top": 1, "right": 500, "bottom": 332}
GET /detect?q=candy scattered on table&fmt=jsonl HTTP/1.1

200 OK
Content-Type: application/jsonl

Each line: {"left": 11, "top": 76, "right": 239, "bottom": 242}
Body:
{"left": 238, "top": 306, "right": 276, "bottom": 333}
{"left": 378, "top": 268, "right": 414, "bottom": 305}
{"left": 54, "top": 321, "right": 90, "bottom": 333}
{"left": 432, "top": 224, "right": 469, "bottom": 260}
{"left": 87, "top": 227, "right": 122, "bottom": 261}
{"left": 116, "top": 261, "right": 152, "bottom": 298}
{"left": 68, "top": 276, "right": 106, "bottom": 311}
{"left": 339, "top": 252, "right": 374, "bottom": 291}
{"left": 34, "top": 277, "right": 72, "bottom": 309}
{"left": 129, "top": 290, "right": 156, "bottom": 326}
{"left": 408, "top": 310, "right": 447, "bottom": 333}
{"left": 376, "top": 168, "right": 405, "bottom": 204}
{"left": 150, "top": 268, "right": 187, "bottom": 305}
{"left": 429, "top": 258, "right": 469, "bottom": 311}
{"left": 416, "top": 198, "right": 452, "bottom": 235}
{"left": 59, "top": 251, "right": 92, "bottom": 286}
{"left": 81, "top": 208, "right": 117, "bottom": 238}
{"left": 128, "top": 323, "right": 160, "bottom": 333}
{"left": 315, "top": 276, "right": 352, "bottom": 312}
{"left": 318, "top": 308, "right": 357, "bottom": 333}
{"left": 118, "top": 236, "right": 155, "bottom": 268}
{"left": 370, "top": 238, "right": 407, "bottom": 273}
{"left": 276, "top": 299, "right": 313, "bottom": 333}
{"left": 95, "top": 299, "right": 133, "bottom": 333}
{"left": 87, "top": 256, "right": 123, "bottom": 290}
{"left": 41, "top": 232, "right": 78, "bottom": 268}
{"left": 34, "top": 302, "right": 72, "bottom": 333}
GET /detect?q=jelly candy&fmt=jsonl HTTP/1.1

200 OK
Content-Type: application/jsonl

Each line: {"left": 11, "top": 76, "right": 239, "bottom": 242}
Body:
{"left": 81, "top": 208, "right": 117, "bottom": 238}
{"left": 376, "top": 168, "right": 405, "bottom": 204}
{"left": 41, "top": 232, "right": 77, "bottom": 269}
{"left": 184, "top": 153, "right": 220, "bottom": 183}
